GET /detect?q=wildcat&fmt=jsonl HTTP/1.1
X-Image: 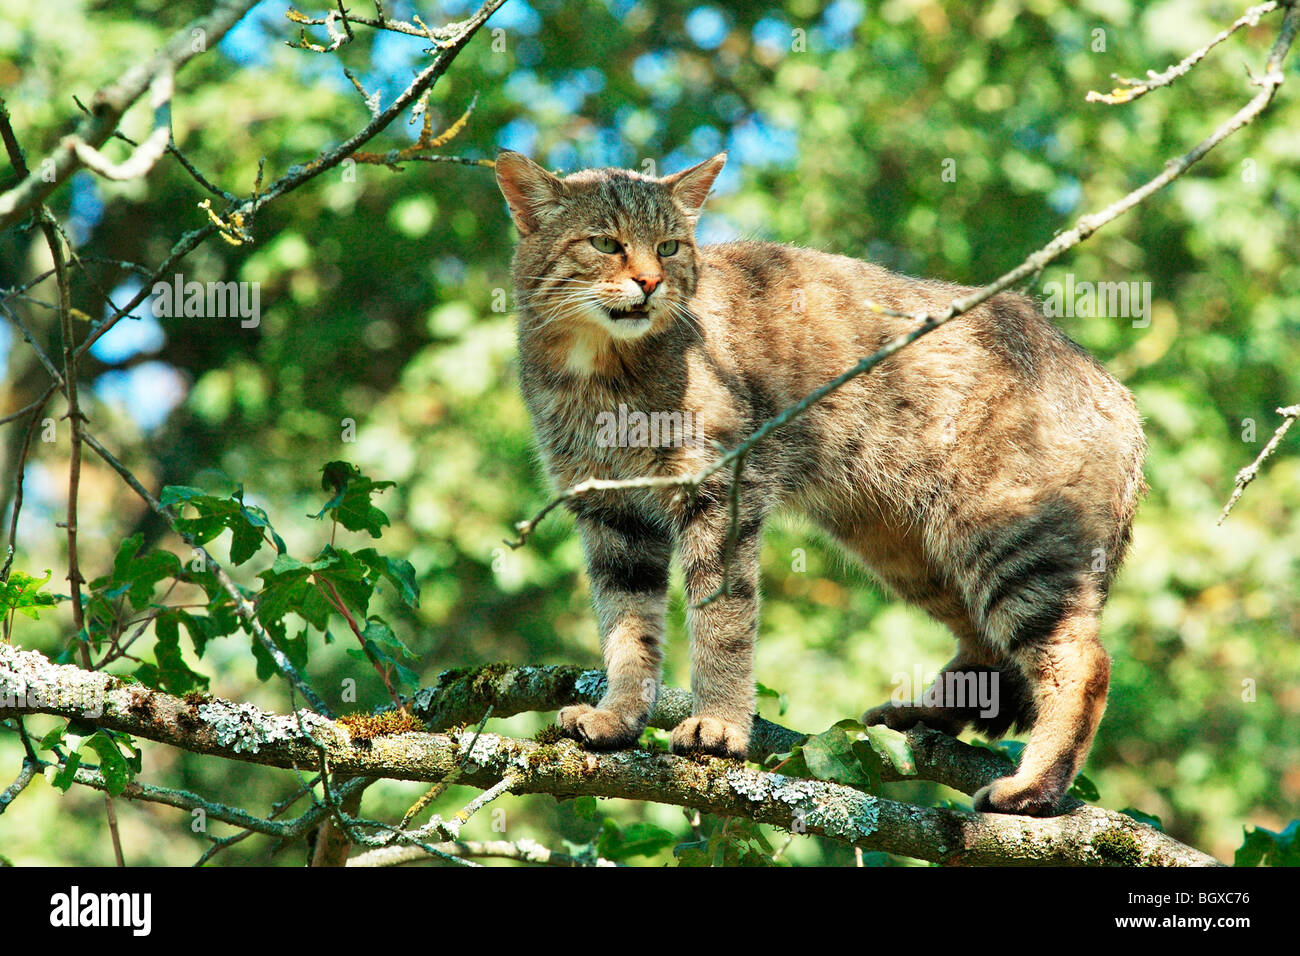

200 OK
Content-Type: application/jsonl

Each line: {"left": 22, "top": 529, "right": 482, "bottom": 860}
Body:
{"left": 495, "top": 149, "right": 1146, "bottom": 815}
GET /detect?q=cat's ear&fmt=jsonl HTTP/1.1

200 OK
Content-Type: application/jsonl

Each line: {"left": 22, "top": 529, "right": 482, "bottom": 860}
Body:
{"left": 663, "top": 152, "right": 727, "bottom": 216}
{"left": 494, "top": 150, "right": 565, "bottom": 236}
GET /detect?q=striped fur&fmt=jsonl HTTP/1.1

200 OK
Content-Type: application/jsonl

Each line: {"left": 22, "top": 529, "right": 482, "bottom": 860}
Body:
{"left": 496, "top": 151, "right": 1147, "bottom": 815}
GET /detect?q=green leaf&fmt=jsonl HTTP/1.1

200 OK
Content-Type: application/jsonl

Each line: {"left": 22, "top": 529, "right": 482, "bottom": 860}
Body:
{"left": 863, "top": 726, "right": 916, "bottom": 776}
{"left": 1235, "top": 821, "right": 1300, "bottom": 867}
{"left": 111, "top": 533, "right": 144, "bottom": 582}
{"left": 177, "top": 611, "right": 209, "bottom": 658}
{"left": 163, "top": 484, "right": 280, "bottom": 567}
{"left": 755, "top": 681, "right": 788, "bottom": 716}
{"left": 571, "top": 796, "right": 599, "bottom": 820}
{"left": 355, "top": 548, "right": 420, "bottom": 608}
{"left": 597, "top": 820, "right": 677, "bottom": 861}
{"left": 229, "top": 519, "right": 264, "bottom": 567}
{"left": 250, "top": 634, "right": 278, "bottom": 681}
{"left": 696, "top": 830, "right": 774, "bottom": 867}
{"left": 1120, "top": 808, "right": 1165, "bottom": 832}
{"left": 123, "top": 550, "right": 182, "bottom": 608}
{"left": 37, "top": 724, "right": 66, "bottom": 751}
{"left": 256, "top": 554, "right": 313, "bottom": 619}
{"left": 159, "top": 485, "right": 209, "bottom": 506}
{"left": 49, "top": 750, "right": 81, "bottom": 792}
{"left": 314, "top": 461, "right": 394, "bottom": 538}
{"left": 152, "top": 613, "right": 208, "bottom": 695}
{"left": 361, "top": 616, "right": 413, "bottom": 661}
{"left": 236, "top": 497, "right": 287, "bottom": 555}
{"left": 801, "top": 726, "right": 873, "bottom": 789}
{"left": 282, "top": 629, "right": 309, "bottom": 672}
{"left": 1234, "top": 830, "right": 1270, "bottom": 867}
{"left": 763, "top": 742, "right": 811, "bottom": 776}
{"left": 82, "top": 732, "right": 132, "bottom": 796}
{"left": 849, "top": 737, "right": 884, "bottom": 793}
{"left": 391, "top": 660, "right": 421, "bottom": 691}
{"left": 672, "top": 839, "right": 711, "bottom": 867}
{"left": 299, "top": 585, "right": 333, "bottom": 631}
{"left": 132, "top": 662, "right": 161, "bottom": 690}
{"left": 65, "top": 717, "right": 99, "bottom": 738}
{"left": 1068, "top": 772, "right": 1101, "bottom": 802}
{"left": 0, "top": 568, "right": 60, "bottom": 620}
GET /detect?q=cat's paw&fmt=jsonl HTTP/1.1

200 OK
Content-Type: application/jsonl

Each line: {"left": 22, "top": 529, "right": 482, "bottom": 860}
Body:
{"left": 861, "top": 702, "right": 920, "bottom": 730}
{"left": 557, "top": 704, "right": 642, "bottom": 750}
{"left": 670, "top": 715, "right": 749, "bottom": 760}
{"left": 861, "top": 702, "right": 966, "bottom": 737}
{"left": 972, "top": 775, "right": 1064, "bottom": 817}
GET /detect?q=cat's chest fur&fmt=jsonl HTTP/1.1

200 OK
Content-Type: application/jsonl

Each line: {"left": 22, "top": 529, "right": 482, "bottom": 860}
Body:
{"left": 516, "top": 330, "right": 741, "bottom": 496}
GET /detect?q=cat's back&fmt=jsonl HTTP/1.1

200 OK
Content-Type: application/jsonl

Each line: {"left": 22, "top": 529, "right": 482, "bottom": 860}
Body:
{"left": 689, "top": 239, "right": 1145, "bottom": 524}
{"left": 692, "top": 239, "right": 1135, "bottom": 423}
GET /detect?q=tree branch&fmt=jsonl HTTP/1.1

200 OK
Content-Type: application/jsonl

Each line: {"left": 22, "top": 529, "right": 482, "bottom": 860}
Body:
{"left": 0, "top": 0, "right": 260, "bottom": 229}
{"left": 0, "top": 643, "right": 1220, "bottom": 866}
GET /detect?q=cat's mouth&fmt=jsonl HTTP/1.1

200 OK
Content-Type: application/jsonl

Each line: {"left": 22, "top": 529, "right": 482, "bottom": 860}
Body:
{"left": 604, "top": 305, "right": 651, "bottom": 322}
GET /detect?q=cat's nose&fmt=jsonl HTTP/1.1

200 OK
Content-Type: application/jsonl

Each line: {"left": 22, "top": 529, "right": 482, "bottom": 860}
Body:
{"left": 635, "top": 274, "right": 662, "bottom": 296}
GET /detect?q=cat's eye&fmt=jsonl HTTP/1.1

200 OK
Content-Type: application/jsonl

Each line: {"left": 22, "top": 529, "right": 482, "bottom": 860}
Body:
{"left": 590, "top": 236, "right": 621, "bottom": 254}
{"left": 657, "top": 240, "right": 680, "bottom": 257}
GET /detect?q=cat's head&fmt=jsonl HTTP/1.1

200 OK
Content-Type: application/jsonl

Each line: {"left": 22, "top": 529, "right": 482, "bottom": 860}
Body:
{"left": 495, "top": 150, "right": 725, "bottom": 342}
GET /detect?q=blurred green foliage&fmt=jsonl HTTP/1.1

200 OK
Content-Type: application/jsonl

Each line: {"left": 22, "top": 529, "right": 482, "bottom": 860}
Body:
{"left": 1, "top": 0, "right": 1297, "bottom": 865}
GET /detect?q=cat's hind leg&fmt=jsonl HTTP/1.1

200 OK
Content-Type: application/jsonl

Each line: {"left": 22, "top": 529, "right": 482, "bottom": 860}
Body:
{"left": 972, "top": 592, "right": 1110, "bottom": 816}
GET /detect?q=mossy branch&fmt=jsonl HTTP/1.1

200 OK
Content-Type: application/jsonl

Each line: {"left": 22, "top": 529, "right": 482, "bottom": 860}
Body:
{"left": 0, "top": 643, "right": 1219, "bottom": 867}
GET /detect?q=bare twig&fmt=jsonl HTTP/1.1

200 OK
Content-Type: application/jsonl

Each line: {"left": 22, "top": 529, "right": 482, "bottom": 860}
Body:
{"left": 2, "top": 88, "right": 128, "bottom": 862}
{"left": 692, "top": 449, "right": 748, "bottom": 609}
{"left": 393, "top": 704, "right": 494, "bottom": 835}
{"left": 94, "top": 120, "right": 237, "bottom": 203}
{"left": 351, "top": 93, "right": 483, "bottom": 169}
{"left": 0, "top": 382, "right": 57, "bottom": 593}
{"left": 1218, "top": 403, "right": 1300, "bottom": 523}
{"left": 0, "top": 0, "right": 259, "bottom": 229}
{"left": 349, "top": 838, "right": 619, "bottom": 867}
{"left": 0, "top": 759, "right": 38, "bottom": 813}
{"left": 1088, "top": 1, "right": 1280, "bottom": 104}
{"left": 70, "top": 68, "right": 174, "bottom": 182}
{"left": 287, "top": 4, "right": 467, "bottom": 42}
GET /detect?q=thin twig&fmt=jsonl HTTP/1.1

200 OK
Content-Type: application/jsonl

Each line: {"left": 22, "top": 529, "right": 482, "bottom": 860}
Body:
{"left": 0, "top": 759, "right": 38, "bottom": 814}
{"left": 1088, "top": 1, "right": 1280, "bottom": 104}
{"left": 0, "top": 383, "right": 56, "bottom": 591}
{"left": 692, "top": 450, "right": 748, "bottom": 609}
{"left": 349, "top": 838, "right": 619, "bottom": 867}
{"left": 1218, "top": 403, "right": 1299, "bottom": 523}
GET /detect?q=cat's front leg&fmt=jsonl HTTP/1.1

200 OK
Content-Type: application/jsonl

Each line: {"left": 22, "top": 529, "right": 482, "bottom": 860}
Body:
{"left": 558, "top": 504, "right": 672, "bottom": 750}
{"left": 673, "top": 486, "right": 766, "bottom": 760}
